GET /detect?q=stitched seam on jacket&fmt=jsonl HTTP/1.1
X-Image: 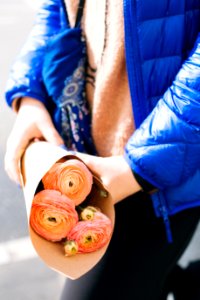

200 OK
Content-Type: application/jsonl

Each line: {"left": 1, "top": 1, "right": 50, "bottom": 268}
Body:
{"left": 139, "top": 9, "right": 200, "bottom": 23}
{"left": 143, "top": 54, "right": 182, "bottom": 62}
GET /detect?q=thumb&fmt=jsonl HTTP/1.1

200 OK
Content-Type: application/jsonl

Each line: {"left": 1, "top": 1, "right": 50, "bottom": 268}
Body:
{"left": 75, "top": 153, "right": 102, "bottom": 177}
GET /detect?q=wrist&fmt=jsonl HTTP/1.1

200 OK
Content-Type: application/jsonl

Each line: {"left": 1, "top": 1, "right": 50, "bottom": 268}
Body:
{"left": 133, "top": 171, "right": 157, "bottom": 194}
{"left": 12, "top": 96, "right": 43, "bottom": 112}
{"left": 120, "top": 156, "right": 142, "bottom": 195}
{"left": 19, "top": 97, "right": 46, "bottom": 111}
{"left": 108, "top": 156, "right": 142, "bottom": 204}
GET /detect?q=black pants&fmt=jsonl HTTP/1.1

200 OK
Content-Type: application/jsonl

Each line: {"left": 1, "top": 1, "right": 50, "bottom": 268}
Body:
{"left": 60, "top": 192, "right": 200, "bottom": 300}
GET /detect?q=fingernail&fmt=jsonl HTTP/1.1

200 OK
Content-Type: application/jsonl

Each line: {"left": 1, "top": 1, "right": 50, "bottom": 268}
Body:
{"left": 59, "top": 144, "right": 67, "bottom": 150}
{"left": 69, "top": 150, "right": 77, "bottom": 155}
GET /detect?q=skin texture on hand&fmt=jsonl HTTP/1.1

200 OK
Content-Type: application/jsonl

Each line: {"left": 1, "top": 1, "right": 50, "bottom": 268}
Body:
{"left": 4, "top": 97, "right": 141, "bottom": 204}
{"left": 75, "top": 153, "right": 142, "bottom": 205}
{"left": 4, "top": 97, "right": 64, "bottom": 185}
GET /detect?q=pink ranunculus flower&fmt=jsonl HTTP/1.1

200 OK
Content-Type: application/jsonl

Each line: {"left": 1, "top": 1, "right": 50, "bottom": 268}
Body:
{"left": 66, "top": 215, "right": 112, "bottom": 253}
{"left": 42, "top": 159, "right": 93, "bottom": 205}
{"left": 30, "top": 190, "right": 78, "bottom": 242}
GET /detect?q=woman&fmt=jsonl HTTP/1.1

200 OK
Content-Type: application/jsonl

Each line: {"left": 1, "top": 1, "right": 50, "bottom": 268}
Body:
{"left": 4, "top": 1, "right": 200, "bottom": 299}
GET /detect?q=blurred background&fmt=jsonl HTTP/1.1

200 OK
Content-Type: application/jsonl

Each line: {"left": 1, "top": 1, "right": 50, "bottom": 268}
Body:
{"left": 0, "top": 1, "right": 65, "bottom": 299}
{"left": 0, "top": 1, "right": 200, "bottom": 300}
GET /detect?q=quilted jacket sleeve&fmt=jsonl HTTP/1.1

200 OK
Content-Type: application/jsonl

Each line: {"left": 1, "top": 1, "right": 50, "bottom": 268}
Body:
{"left": 5, "top": 0, "right": 61, "bottom": 107}
{"left": 124, "top": 34, "right": 200, "bottom": 190}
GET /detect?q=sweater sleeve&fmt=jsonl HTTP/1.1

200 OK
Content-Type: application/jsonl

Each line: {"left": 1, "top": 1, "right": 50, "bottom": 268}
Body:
{"left": 124, "top": 33, "right": 200, "bottom": 190}
{"left": 5, "top": 0, "right": 62, "bottom": 108}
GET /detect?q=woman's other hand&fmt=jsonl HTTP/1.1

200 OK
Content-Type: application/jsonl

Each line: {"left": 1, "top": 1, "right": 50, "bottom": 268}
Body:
{"left": 75, "top": 153, "right": 141, "bottom": 205}
{"left": 4, "top": 97, "right": 64, "bottom": 186}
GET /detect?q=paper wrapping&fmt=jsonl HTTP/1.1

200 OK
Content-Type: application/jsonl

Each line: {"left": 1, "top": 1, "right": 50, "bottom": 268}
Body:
{"left": 21, "top": 141, "right": 115, "bottom": 279}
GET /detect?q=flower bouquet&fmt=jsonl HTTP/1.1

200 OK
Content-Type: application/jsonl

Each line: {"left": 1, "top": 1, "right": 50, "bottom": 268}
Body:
{"left": 21, "top": 141, "right": 115, "bottom": 279}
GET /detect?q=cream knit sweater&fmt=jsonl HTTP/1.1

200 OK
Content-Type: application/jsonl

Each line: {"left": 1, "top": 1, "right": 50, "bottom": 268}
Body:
{"left": 64, "top": 0, "right": 135, "bottom": 156}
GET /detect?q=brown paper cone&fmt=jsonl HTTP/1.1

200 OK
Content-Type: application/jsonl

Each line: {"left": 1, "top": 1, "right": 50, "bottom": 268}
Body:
{"left": 21, "top": 141, "right": 115, "bottom": 279}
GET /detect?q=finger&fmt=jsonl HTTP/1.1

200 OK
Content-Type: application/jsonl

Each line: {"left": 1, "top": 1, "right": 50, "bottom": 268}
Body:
{"left": 5, "top": 132, "right": 31, "bottom": 185}
{"left": 74, "top": 152, "right": 94, "bottom": 167}
{"left": 38, "top": 119, "right": 64, "bottom": 146}
{"left": 74, "top": 153, "right": 102, "bottom": 177}
{"left": 4, "top": 147, "right": 25, "bottom": 186}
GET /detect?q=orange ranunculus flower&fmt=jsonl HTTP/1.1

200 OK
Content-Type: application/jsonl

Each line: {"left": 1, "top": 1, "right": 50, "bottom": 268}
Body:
{"left": 42, "top": 159, "right": 93, "bottom": 205}
{"left": 66, "top": 214, "right": 112, "bottom": 253}
{"left": 30, "top": 190, "right": 78, "bottom": 242}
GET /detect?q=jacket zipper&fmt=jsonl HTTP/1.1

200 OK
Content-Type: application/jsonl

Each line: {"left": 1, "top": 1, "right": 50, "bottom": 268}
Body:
{"left": 151, "top": 191, "right": 173, "bottom": 243}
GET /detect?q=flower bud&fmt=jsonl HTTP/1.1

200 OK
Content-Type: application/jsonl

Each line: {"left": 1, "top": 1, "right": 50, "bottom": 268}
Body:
{"left": 80, "top": 206, "right": 98, "bottom": 221}
{"left": 64, "top": 240, "right": 78, "bottom": 256}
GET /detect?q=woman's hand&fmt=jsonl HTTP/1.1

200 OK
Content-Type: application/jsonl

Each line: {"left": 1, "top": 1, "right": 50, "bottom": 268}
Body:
{"left": 4, "top": 97, "right": 64, "bottom": 186}
{"left": 75, "top": 153, "right": 142, "bottom": 205}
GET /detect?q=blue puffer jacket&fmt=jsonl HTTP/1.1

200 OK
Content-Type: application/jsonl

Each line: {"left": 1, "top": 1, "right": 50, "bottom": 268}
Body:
{"left": 5, "top": 0, "right": 200, "bottom": 241}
